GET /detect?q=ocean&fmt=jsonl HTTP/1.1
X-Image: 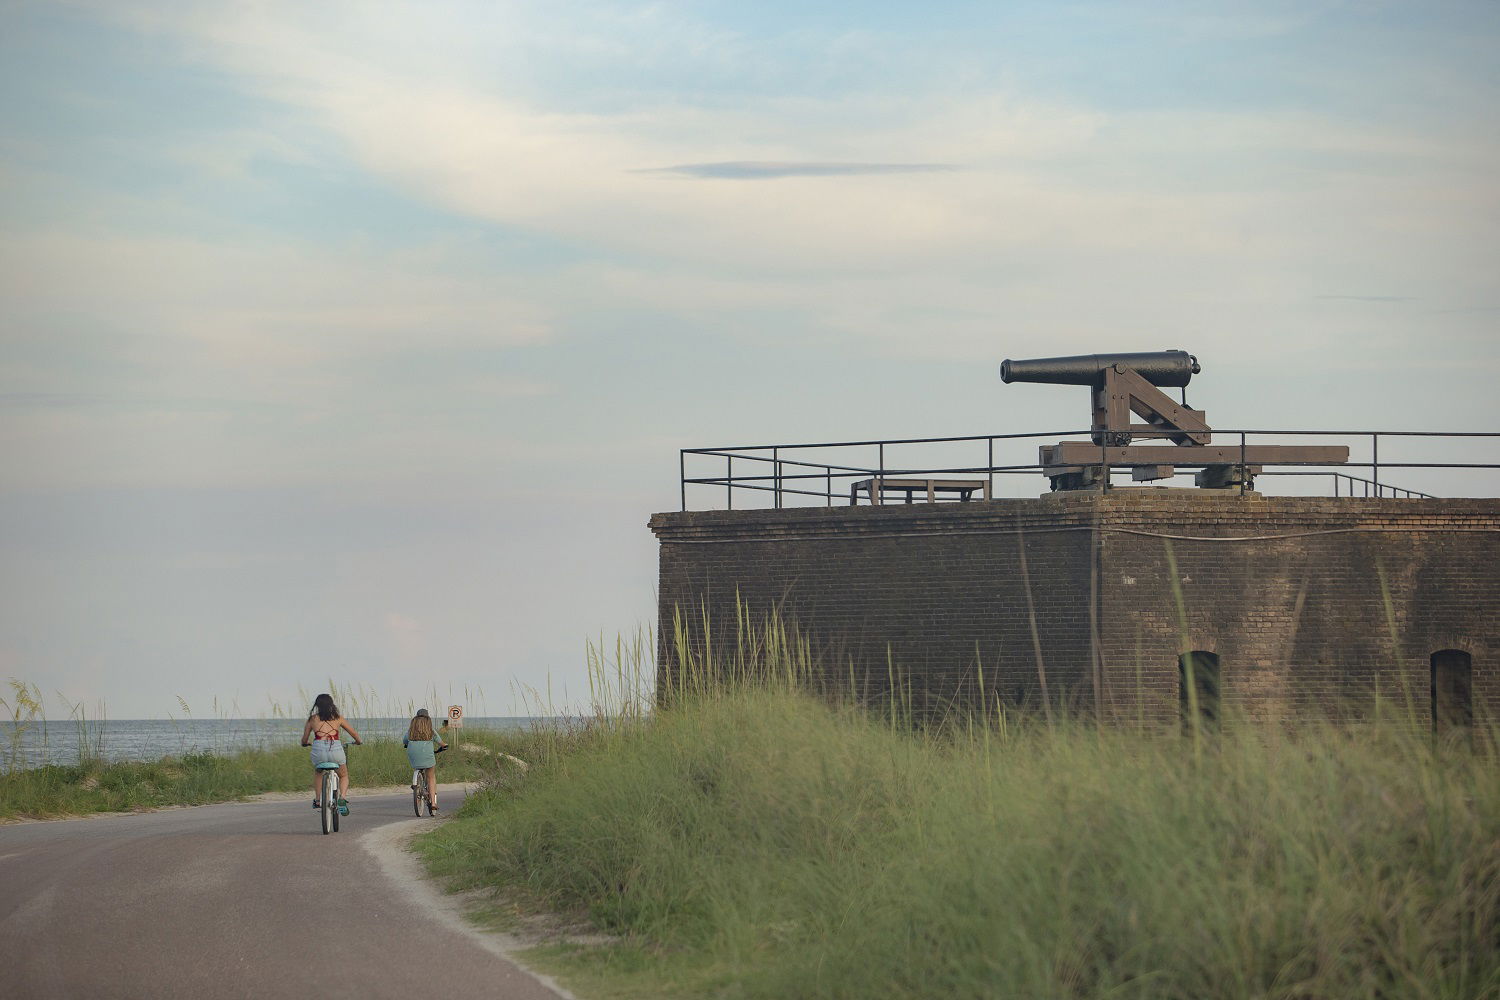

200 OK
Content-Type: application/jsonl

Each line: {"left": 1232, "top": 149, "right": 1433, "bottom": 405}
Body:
{"left": 0, "top": 716, "right": 546, "bottom": 772}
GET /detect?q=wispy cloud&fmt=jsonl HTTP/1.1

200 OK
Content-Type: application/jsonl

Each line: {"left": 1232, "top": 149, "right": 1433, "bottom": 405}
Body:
{"left": 639, "top": 161, "right": 959, "bottom": 180}
{"left": 76, "top": 0, "right": 1495, "bottom": 287}
{"left": 0, "top": 231, "right": 554, "bottom": 368}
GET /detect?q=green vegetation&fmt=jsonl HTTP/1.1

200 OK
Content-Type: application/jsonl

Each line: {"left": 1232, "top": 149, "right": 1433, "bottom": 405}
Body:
{"left": 418, "top": 663, "right": 1499, "bottom": 997}
{"left": 1, "top": 746, "right": 311, "bottom": 817}
{"left": 7, "top": 623, "right": 1496, "bottom": 996}
{"left": 0, "top": 676, "right": 542, "bottom": 819}
{"left": 0, "top": 727, "right": 537, "bottom": 820}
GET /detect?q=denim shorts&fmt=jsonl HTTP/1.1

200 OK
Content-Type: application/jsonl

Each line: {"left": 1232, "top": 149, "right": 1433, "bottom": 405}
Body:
{"left": 309, "top": 740, "right": 346, "bottom": 767}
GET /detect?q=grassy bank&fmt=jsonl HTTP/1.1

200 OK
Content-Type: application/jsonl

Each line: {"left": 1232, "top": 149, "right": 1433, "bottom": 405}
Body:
{"left": 0, "top": 729, "right": 536, "bottom": 820}
{"left": 418, "top": 690, "right": 1499, "bottom": 999}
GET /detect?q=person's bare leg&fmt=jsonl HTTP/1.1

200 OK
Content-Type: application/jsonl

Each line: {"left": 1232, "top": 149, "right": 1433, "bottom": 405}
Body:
{"left": 338, "top": 762, "right": 350, "bottom": 800}
{"left": 312, "top": 771, "right": 320, "bottom": 801}
{"left": 424, "top": 767, "right": 437, "bottom": 807}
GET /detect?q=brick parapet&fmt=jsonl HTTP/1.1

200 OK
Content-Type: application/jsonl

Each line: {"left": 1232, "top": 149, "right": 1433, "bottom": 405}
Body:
{"left": 651, "top": 494, "right": 1500, "bottom": 540}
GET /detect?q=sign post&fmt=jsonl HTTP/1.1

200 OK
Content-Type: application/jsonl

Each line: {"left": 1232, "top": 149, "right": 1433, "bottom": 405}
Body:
{"left": 444, "top": 707, "right": 462, "bottom": 755}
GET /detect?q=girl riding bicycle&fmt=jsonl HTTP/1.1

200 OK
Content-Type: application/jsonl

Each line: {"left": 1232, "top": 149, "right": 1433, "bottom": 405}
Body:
{"left": 300, "top": 693, "right": 362, "bottom": 811}
{"left": 403, "top": 709, "right": 447, "bottom": 812}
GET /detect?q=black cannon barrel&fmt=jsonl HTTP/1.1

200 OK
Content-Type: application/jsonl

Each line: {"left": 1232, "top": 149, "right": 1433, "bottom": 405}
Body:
{"left": 1000, "top": 350, "right": 1200, "bottom": 387}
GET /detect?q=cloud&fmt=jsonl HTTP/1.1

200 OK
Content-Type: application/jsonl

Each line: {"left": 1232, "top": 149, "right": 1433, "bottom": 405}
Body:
{"left": 0, "top": 231, "right": 553, "bottom": 370}
{"left": 40, "top": 1, "right": 1500, "bottom": 370}
{"left": 72, "top": 5, "right": 1201, "bottom": 264}
{"left": 103, "top": 2, "right": 1488, "bottom": 275}
{"left": 638, "top": 161, "right": 960, "bottom": 180}
{"left": 1315, "top": 295, "right": 1415, "bottom": 303}
{"left": 0, "top": 228, "right": 563, "bottom": 492}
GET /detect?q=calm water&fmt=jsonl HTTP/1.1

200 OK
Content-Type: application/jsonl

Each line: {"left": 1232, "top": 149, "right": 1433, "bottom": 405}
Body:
{"left": 0, "top": 716, "right": 545, "bottom": 772}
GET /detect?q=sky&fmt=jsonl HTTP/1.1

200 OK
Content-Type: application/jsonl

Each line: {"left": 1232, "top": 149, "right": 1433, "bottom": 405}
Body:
{"left": 1, "top": 0, "right": 1496, "bottom": 718}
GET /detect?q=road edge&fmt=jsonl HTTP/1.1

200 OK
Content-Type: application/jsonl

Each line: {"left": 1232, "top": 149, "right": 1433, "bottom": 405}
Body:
{"left": 360, "top": 818, "right": 580, "bottom": 1000}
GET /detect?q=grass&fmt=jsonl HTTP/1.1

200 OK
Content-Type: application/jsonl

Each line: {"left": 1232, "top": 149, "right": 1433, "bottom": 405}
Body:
{"left": 0, "top": 675, "right": 543, "bottom": 819}
{"left": 0, "top": 728, "right": 541, "bottom": 820}
{"left": 6, "top": 619, "right": 1496, "bottom": 996}
{"left": 415, "top": 631, "right": 1499, "bottom": 1000}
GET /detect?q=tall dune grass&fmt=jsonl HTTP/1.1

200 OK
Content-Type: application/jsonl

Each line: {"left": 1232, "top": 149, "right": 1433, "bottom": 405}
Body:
{"left": 419, "top": 621, "right": 1499, "bottom": 1000}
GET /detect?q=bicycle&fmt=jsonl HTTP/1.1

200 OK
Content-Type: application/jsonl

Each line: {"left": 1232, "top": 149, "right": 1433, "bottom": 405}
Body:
{"left": 411, "top": 743, "right": 446, "bottom": 817}
{"left": 316, "top": 743, "right": 353, "bottom": 835}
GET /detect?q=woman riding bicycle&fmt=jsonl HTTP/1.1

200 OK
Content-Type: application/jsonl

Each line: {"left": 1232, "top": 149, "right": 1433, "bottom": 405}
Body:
{"left": 403, "top": 708, "right": 447, "bottom": 812}
{"left": 300, "top": 693, "right": 362, "bottom": 811}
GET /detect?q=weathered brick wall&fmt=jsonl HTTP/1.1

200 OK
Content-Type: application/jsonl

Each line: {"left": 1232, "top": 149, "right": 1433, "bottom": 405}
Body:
{"left": 649, "top": 495, "right": 1500, "bottom": 723}
{"left": 1091, "top": 496, "right": 1500, "bottom": 724}
{"left": 651, "top": 500, "right": 1100, "bottom": 714}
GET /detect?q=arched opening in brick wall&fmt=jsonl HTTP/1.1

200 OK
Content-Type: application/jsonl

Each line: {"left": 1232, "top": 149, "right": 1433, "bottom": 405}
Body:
{"left": 1430, "top": 649, "right": 1473, "bottom": 734}
{"left": 1178, "top": 651, "right": 1221, "bottom": 729}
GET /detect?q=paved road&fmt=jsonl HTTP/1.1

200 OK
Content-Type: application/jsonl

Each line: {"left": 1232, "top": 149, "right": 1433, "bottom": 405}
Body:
{"left": 0, "top": 787, "right": 571, "bottom": 1000}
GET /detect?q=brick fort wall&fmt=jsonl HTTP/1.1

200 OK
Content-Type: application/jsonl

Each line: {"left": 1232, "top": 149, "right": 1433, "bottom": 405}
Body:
{"left": 649, "top": 494, "right": 1500, "bottom": 722}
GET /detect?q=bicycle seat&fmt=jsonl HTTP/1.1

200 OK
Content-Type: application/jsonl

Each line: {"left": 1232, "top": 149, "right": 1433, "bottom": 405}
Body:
{"left": 315, "top": 761, "right": 342, "bottom": 770}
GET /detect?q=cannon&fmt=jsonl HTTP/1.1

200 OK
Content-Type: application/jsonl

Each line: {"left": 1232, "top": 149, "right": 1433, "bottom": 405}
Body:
{"left": 1000, "top": 350, "right": 1199, "bottom": 388}
{"left": 1000, "top": 350, "right": 1347, "bottom": 491}
{"left": 1001, "top": 348, "right": 1210, "bottom": 449}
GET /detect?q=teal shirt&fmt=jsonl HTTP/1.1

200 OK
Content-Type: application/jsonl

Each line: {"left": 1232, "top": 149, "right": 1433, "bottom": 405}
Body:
{"left": 403, "top": 733, "right": 445, "bottom": 768}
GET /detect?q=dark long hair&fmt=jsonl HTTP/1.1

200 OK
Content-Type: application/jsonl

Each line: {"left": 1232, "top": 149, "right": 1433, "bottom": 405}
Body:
{"left": 310, "top": 693, "right": 340, "bottom": 722}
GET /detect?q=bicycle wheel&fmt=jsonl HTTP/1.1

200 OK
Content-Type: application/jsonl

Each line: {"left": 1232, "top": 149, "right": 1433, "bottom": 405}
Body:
{"left": 320, "top": 771, "right": 333, "bottom": 835}
{"left": 412, "top": 772, "right": 423, "bottom": 817}
{"left": 331, "top": 774, "right": 341, "bottom": 833}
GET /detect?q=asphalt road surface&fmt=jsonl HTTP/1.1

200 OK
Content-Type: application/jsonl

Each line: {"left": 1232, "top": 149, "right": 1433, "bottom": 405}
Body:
{"left": 0, "top": 786, "right": 572, "bottom": 1000}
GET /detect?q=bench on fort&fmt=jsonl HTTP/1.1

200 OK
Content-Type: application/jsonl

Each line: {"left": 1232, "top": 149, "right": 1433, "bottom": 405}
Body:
{"left": 851, "top": 477, "right": 992, "bottom": 505}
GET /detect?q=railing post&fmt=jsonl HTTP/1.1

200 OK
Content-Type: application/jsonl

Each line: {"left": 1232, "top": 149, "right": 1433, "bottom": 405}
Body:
{"left": 988, "top": 437, "right": 994, "bottom": 498}
{"left": 1239, "top": 431, "right": 1247, "bottom": 496}
{"left": 727, "top": 455, "right": 733, "bottom": 510}
{"left": 826, "top": 467, "right": 832, "bottom": 507}
{"left": 1372, "top": 433, "right": 1380, "bottom": 497}
{"left": 680, "top": 451, "right": 686, "bottom": 511}
{"left": 773, "top": 447, "right": 781, "bottom": 509}
{"left": 878, "top": 443, "right": 885, "bottom": 486}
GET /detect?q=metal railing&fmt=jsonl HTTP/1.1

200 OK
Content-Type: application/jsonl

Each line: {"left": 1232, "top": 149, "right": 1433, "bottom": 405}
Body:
{"left": 679, "top": 429, "right": 1500, "bottom": 511}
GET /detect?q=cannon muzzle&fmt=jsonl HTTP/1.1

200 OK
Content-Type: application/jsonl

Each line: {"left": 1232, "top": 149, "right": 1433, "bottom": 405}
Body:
{"left": 1000, "top": 350, "right": 1200, "bottom": 387}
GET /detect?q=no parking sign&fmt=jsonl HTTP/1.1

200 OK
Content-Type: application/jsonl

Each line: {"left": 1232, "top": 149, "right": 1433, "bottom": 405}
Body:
{"left": 447, "top": 704, "right": 463, "bottom": 728}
